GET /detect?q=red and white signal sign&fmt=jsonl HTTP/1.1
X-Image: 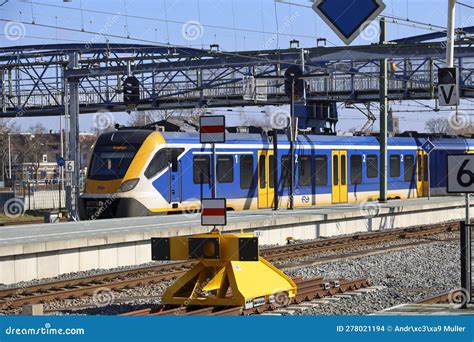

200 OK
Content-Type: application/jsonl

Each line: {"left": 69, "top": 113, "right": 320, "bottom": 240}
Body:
{"left": 201, "top": 198, "right": 227, "bottom": 226}
{"left": 200, "top": 115, "right": 226, "bottom": 143}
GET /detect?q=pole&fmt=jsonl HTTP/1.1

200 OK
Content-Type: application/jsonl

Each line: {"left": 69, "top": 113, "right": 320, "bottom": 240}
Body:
{"left": 59, "top": 112, "right": 64, "bottom": 214}
{"left": 447, "top": 0, "right": 456, "bottom": 68}
{"left": 67, "top": 52, "right": 80, "bottom": 221}
{"left": 461, "top": 220, "right": 471, "bottom": 308}
{"left": 212, "top": 143, "right": 217, "bottom": 199}
{"left": 427, "top": 153, "right": 431, "bottom": 200}
{"left": 467, "top": 194, "right": 471, "bottom": 225}
{"left": 379, "top": 17, "right": 388, "bottom": 203}
{"left": 289, "top": 79, "right": 295, "bottom": 210}
{"left": 8, "top": 133, "right": 11, "bottom": 180}
{"left": 273, "top": 129, "right": 278, "bottom": 211}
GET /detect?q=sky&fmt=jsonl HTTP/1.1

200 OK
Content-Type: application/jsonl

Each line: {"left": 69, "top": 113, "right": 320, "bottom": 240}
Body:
{"left": 1, "top": 0, "right": 474, "bottom": 133}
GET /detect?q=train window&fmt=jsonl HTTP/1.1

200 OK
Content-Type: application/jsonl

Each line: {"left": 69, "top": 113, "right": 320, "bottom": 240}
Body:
{"left": 332, "top": 155, "right": 338, "bottom": 185}
{"left": 240, "top": 155, "right": 254, "bottom": 189}
{"left": 350, "top": 155, "right": 363, "bottom": 184}
{"left": 404, "top": 155, "right": 415, "bottom": 182}
{"left": 315, "top": 155, "right": 328, "bottom": 186}
{"left": 390, "top": 155, "right": 401, "bottom": 178}
{"left": 89, "top": 148, "right": 136, "bottom": 180}
{"left": 417, "top": 154, "right": 423, "bottom": 181}
{"left": 145, "top": 148, "right": 184, "bottom": 179}
{"left": 298, "top": 156, "right": 312, "bottom": 187}
{"left": 217, "top": 155, "right": 233, "bottom": 183}
{"left": 281, "top": 156, "right": 291, "bottom": 188}
{"left": 259, "top": 155, "right": 266, "bottom": 189}
{"left": 341, "top": 155, "right": 347, "bottom": 185}
{"left": 170, "top": 149, "right": 184, "bottom": 172}
{"left": 366, "top": 155, "right": 378, "bottom": 178}
{"left": 193, "top": 155, "right": 210, "bottom": 184}
{"left": 269, "top": 155, "right": 275, "bottom": 189}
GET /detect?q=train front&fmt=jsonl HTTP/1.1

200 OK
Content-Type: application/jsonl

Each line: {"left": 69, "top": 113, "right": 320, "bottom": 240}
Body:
{"left": 79, "top": 129, "right": 165, "bottom": 219}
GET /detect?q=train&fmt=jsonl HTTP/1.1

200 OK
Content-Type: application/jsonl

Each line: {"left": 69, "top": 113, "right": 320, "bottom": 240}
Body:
{"left": 78, "top": 127, "right": 474, "bottom": 219}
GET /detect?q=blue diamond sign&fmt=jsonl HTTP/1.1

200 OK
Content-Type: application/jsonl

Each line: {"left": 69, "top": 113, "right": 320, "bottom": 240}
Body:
{"left": 56, "top": 157, "right": 65, "bottom": 167}
{"left": 312, "top": 0, "right": 386, "bottom": 45}
{"left": 421, "top": 140, "right": 436, "bottom": 154}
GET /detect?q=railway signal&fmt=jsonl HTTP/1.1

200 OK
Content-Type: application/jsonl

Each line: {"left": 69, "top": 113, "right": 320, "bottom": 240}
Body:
{"left": 123, "top": 76, "right": 140, "bottom": 109}
{"left": 200, "top": 115, "right": 225, "bottom": 199}
{"left": 284, "top": 66, "right": 305, "bottom": 101}
{"left": 437, "top": 67, "right": 459, "bottom": 106}
{"left": 199, "top": 115, "right": 226, "bottom": 144}
{"left": 201, "top": 198, "right": 227, "bottom": 226}
{"left": 284, "top": 66, "right": 305, "bottom": 210}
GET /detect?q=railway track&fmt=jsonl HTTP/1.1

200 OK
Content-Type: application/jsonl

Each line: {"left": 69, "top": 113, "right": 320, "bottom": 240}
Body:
{"left": 417, "top": 288, "right": 471, "bottom": 305}
{"left": 0, "top": 221, "right": 459, "bottom": 312}
{"left": 119, "top": 277, "right": 370, "bottom": 316}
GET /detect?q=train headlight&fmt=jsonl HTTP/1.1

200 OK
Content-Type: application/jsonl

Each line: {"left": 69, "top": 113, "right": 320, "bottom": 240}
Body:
{"left": 118, "top": 178, "right": 139, "bottom": 192}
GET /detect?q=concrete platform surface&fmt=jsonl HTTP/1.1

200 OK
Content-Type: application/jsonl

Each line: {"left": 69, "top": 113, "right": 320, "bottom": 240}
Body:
{"left": 376, "top": 303, "right": 474, "bottom": 316}
{"left": 0, "top": 196, "right": 465, "bottom": 250}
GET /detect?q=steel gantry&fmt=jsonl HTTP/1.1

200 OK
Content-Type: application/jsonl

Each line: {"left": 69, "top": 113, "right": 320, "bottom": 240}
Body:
{"left": 2, "top": 40, "right": 474, "bottom": 117}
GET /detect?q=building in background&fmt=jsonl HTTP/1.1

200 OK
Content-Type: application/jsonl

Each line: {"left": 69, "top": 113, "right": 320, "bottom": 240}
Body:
{"left": 1, "top": 131, "right": 96, "bottom": 185}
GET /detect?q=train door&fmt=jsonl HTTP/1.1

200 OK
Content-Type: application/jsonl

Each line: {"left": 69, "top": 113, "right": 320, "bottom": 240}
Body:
{"left": 416, "top": 150, "right": 428, "bottom": 197}
{"left": 257, "top": 150, "right": 275, "bottom": 209}
{"left": 331, "top": 150, "right": 348, "bottom": 203}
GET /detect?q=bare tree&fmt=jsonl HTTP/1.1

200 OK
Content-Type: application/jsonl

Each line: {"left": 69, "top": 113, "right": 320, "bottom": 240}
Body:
{"left": 22, "top": 123, "right": 50, "bottom": 182}
{"left": 425, "top": 117, "right": 451, "bottom": 134}
{"left": 127, "top": 110, "right": 176, "bottom": 126}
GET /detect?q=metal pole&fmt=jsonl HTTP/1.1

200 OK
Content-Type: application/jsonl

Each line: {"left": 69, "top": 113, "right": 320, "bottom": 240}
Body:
{"left": 379, "top": 17, "right": 388, "bottom": 203}
{"left": 447, "top": 0, "right": 456, "bottom": 68}
{"left": 427, "top": 153, "right": 431, "bottom": 200}
{"left": 467, "top": 194, "right": 471, "bottom": 224}
{"left": 273, "top": 129, "right": 278, "bottom": 211}
{"left": 300, "top": 48, "right": 306, "bottom": 104}
{"left": 8, "top": 133, "right": 11, "bottom": 180}
{"left": 67, "top": 52, "right": 80, "bottom": 221}
{"left": 289, "top": 79, "right": 295, "bottom": 210}
{"left": 212, "top": 143, "right": 217, "bottom": 198}
{"left": 461, "top": 220, "right": 471, "bottom": 308}
{"left": 59, "top": 115, "right": 64, "bottom": 214}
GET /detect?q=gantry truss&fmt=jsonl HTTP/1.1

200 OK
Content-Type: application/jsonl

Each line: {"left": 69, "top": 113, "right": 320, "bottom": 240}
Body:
{"left": 2, "top": 39, "right": 474, "bottom": 117}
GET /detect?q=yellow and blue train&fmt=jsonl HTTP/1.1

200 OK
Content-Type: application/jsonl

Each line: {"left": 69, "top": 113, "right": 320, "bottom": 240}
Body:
{"left": 79, "top": 128, "right": 474, "bottom": 219}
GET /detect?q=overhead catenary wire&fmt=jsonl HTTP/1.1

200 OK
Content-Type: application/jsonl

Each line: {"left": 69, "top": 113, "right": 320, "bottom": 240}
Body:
{"left": 5, "top": 1, "right": 474, "bottom": 128}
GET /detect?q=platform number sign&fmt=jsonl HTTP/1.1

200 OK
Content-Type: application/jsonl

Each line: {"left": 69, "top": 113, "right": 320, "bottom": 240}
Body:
{"left": 447, "top": 155, "right": 474, "bottom": 193}
{"left": 65, "top": 160, "right": 75, "bottom": 173}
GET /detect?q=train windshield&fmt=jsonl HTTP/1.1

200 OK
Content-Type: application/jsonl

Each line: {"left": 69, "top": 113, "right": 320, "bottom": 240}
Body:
{"left": 88, "top": 146, "right": 137, "bottom": 180}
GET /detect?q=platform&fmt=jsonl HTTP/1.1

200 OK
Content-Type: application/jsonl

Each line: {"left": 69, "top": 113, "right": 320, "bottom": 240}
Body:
{"left": 0, "top": 196, "right": 470, "bottom": 284}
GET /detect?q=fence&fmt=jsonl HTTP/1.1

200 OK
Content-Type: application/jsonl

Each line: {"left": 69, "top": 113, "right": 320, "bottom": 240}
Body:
{"left": 13, "top": 181, "right": 67, "bottom": 211}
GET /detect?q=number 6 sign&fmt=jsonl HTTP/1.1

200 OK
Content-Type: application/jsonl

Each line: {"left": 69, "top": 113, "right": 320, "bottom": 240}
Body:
{"left": 65, "top": 160, "right": 75, "bottom": 173}
{"left": 447, "top": 155, "right": 474, "bottom": 193}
